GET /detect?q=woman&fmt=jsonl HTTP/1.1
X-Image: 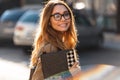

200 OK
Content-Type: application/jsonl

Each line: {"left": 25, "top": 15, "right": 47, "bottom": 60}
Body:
{"left": 29, "top": 0, "right": 80, "bottom": 80}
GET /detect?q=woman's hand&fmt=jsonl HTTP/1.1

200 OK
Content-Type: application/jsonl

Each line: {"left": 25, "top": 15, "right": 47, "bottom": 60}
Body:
{"left": 68, "top": 62, "right": 81, "bottom": 80}
{"left": 70, "top": 61, "right": 81, "bottom": 73}
{"left": 71, "top": 61, "right": 80, "bottom": 69}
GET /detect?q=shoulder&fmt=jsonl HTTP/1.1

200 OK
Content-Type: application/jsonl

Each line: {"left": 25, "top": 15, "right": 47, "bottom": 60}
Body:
{"left": 41, "top": 43, "right": 58, "bottom": 53}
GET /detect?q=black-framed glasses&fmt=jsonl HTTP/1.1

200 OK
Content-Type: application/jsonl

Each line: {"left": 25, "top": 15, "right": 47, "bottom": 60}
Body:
{"left": 51, "top": 11, "right": 71, "bottom": 21}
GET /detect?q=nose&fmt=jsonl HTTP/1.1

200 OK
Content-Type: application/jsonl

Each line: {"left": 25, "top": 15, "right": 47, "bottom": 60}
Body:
{"left": 61, "top": 16, "right": 65, "bottom": 21}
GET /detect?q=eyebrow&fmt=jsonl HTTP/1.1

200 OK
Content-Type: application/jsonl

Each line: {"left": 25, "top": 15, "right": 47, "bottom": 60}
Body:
{"left": 52, "top": 11, "right": 69, "bottom": 15}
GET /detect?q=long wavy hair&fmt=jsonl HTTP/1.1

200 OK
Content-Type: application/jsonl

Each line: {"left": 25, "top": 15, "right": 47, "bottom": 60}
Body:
{"left": 30, "top": 0, "right": 78, "bottom": 67}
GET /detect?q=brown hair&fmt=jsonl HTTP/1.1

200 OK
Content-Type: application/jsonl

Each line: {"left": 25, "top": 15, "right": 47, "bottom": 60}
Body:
{"left": 30, "top": 0, "right": 78, "bottom": 67}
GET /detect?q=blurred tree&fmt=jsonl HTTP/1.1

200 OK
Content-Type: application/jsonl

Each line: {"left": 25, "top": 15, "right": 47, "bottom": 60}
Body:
{"left": 116, "top": 0, "right": 120, "bottom": 33}
{"left": 91, "top": 0, "right": 96, "bottom": 21}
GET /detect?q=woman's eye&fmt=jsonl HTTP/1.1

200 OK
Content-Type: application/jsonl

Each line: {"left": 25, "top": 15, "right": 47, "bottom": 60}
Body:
{"left": 54, "top": 14, "right": 61, "bottom": 18}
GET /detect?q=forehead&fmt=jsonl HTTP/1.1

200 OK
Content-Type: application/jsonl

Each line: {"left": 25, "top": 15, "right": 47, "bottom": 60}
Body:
{"left": 52, "top": 4, "right": 68, "bottom": 14}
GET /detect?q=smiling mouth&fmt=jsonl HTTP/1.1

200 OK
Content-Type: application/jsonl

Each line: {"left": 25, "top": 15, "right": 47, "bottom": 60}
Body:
{"left": 59, "top": 23, "right": 67, "bottom": 27}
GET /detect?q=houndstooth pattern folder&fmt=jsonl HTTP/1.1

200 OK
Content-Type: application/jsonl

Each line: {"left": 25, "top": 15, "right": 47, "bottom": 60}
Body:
{"left": 41, "top": 49, "right": 76, "bottom": 79}
{"left": 66, "top": 50, "right": 76, "bottom": 69}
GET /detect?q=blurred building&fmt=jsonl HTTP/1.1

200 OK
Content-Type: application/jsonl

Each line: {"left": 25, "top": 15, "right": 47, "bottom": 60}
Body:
{"left": 66, "top": 0, "right": 117, "bottom": 32}
{"left": 0, "top": 0, "right": 24, "bottom": 16}
{"left": 0, "top": 0, "right": 117, "bottom": 32}
{"left": 30, "top": 0, "right": 117, "bottom": 32}
{"left": 24, "top": 0, "right": 44, "bottom": 4}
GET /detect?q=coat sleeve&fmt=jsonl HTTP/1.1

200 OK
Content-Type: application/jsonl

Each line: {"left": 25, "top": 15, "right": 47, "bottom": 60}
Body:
{"left": 29, "top": 43, "right": 58, "bottom": 80}
{"left": 31, "top": 58, "right": 44, "bottom": 80}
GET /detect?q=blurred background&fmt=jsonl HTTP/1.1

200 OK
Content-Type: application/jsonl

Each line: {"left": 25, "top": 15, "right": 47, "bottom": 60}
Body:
{"left": 0, "top": 0, "right": 120, "bottom": 80}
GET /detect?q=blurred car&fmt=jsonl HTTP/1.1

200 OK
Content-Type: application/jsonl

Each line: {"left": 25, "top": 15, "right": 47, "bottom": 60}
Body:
{"left": 13, "top": 10, "right": 40, "bottom": 47}
{"left": 74, "top": 10, "right": 104, "bottom": 49}
{"left": 0, "top": 8, "right": 26, "bottom": 43}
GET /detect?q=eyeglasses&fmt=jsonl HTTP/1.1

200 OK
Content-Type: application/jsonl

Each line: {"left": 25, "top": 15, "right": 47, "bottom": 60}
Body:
{"left": 51, "top": 12, "right": 70, "bottom": 21}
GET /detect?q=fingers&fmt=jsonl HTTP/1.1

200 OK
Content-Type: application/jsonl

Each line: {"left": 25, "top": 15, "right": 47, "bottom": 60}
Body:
{"left": 69, "top": 61, "right": 81, "bottom": 74}
{"left": 71, "top": 62, "right": 80, "bottom": 69}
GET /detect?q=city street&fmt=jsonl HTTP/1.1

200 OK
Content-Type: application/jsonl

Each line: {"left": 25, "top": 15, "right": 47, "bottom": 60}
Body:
{"left": 80, "top": 32, "right": 120, "bottom": 67}
{"left": 0, "top": 32, "right": 120, "bottom": 80}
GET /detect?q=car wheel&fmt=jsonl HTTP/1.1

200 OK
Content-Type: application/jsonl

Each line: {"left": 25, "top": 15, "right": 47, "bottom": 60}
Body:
{"left": 23, "top": 46, "right": 32, "bottom": 55}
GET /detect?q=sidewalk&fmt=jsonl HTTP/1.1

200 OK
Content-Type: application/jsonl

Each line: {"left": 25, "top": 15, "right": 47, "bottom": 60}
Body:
{"left": 0, "top": 59, "right": 29, "bottom": 80}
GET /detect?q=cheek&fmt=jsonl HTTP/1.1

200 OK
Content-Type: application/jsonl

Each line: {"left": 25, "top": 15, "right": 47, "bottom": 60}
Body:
{"left": 68, "top": 20, "right": 71, "bottom": 26}
{"left": 50, "top": 19, "right": 57, "bottom": 28}
{"left": 66, "top": 20, "right": 71, "bottom": 29}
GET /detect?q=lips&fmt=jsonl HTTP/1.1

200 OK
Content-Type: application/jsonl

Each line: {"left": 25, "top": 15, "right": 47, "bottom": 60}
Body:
{"left": 59, "top": 23, "right": 67, "bottom": 27}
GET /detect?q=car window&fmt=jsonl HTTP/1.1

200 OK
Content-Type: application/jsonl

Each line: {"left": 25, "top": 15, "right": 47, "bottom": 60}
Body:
{"left": 0, "top": 9, "right": 26, "bottom": 22}
{"left": 19, "top": 11, "right": 39, "bottom": 23}
{"left": 74, "top": 12, "right": 92, "bottom": 26}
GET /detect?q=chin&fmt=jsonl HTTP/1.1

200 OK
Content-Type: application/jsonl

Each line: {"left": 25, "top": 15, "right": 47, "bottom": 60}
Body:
{"left": 55, "top": 28, "right": 68, "bottom": 32}
{"left": 60, "top": 29, "right": 68, "bottom": 32}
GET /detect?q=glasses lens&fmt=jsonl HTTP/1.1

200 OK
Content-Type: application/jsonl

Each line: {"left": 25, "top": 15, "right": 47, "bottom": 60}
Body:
{"left": 54, "top": 13, "right": 61, "bottom": 21}
{"left": 63, "top": 12, "right": 70, "bottom": 20}
{"left": 51, "top": 12, "right": 70, "bottom": 21}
